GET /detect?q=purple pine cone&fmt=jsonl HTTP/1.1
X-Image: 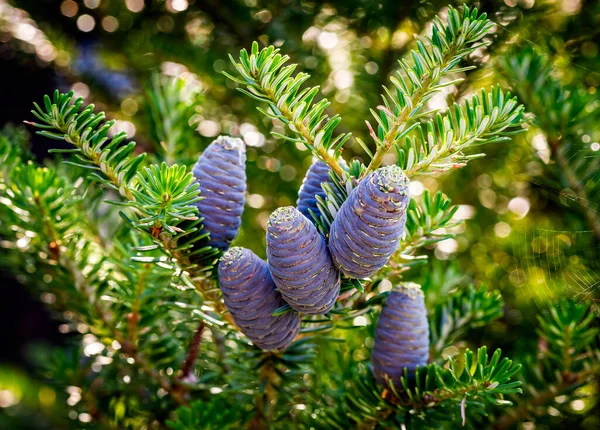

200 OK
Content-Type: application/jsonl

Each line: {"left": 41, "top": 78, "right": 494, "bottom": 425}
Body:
{"left": 372, "top": 283, "right": 429, "bottom": 387}
{"left": 329, "top": 165, "right": 409, "bottom": 279}
{"left": 297, "top": 160, "right": 332, "bottom": 222}
{"left": 218, "top": 247, "right": 301, "bottom": 351}
{"left": 193, "top": 136, "right": 246, "bottom": 250}
{"left": 267, "top": 207, "right": 340, "bottom": 315}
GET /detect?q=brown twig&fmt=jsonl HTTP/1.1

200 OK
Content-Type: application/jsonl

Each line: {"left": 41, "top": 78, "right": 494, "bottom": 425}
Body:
{"left": 179, "top": 320, "right": 206, "bottom": 382}
{"left": 210, "top": 325, "right": 231, "bottom": 374}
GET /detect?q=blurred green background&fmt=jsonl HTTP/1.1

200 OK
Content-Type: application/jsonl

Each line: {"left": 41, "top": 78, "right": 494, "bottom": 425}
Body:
{"left": 1, "top": 0, "right": 599, "bottom": 428}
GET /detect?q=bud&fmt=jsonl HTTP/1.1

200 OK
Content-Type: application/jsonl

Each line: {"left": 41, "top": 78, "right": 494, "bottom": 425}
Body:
{"left": 193, "top": 136, "right": 246, "bottom": 250}
{"left": 267, "top": 207, "right": 340, "bottom": 315}
{"left": 329, "top": 165, "right": 409, "bottom": 278}
{"left": 372, "top": 283, "right": 429, "bottom": 388}
{"left": 218, "top": 247, "right": 301, "bottom": 351}
{"left": 297, "top": 160, "right": 331, "bottom": 223}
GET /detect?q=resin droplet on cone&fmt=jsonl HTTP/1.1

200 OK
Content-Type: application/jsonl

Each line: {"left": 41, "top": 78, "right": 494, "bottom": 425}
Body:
{"left": 218, "top": 247, "right": 301, "bottom": 351}
{"left": 372, "top": 283, "right": 429, "bottom": 388}
{"left": 297, "top": 159, "right": 332, "bottom": 223}
{"left": 329, "top": 165, "right": 410, "bottom": 279}
{"left": 193, "top": 136, "right": 246, "bottom": 250}
{"left": 267, "top": 206, "right": 340, "bottom": 315}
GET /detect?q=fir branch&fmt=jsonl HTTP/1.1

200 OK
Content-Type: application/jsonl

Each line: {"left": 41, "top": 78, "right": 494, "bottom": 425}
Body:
{"left": 550, "top": 139, "right": 600, "bottom": 241}
{"left": 26, "top": 92, "right": 223, "bottom": 287}
{"left": 127, "top": 263, "right": 152, "bottom": 346}
{"left": 26, "top": 91, "right": 145, "bottom": 199}
{"left": 496, "top": 300, "right": 600, "bottom": 427}
{"left": 225, "top": 42, "right": 349, "bottom": 178}
{"left": 145, "top": 73, "right": 202, "bottom": 165}
{"left": 500, "top": 48, "right": 600, "bottom": 240}
{"left": 429, "top": 285, "right": 504, "bottom": 357}
{"left": 339, "top": 347, "right": 521, "bottom": 428}
{"left": 494, "top": 364, "right": 600, "bottom": 430}
{"left": 364, "top": 6, "right": 495, "bottom": 175}
{"left": 402, "top": 347, "right": 522, "bottom": 409}
{"left": 128, "top": 163, "right": 201, "bottom": 234}
{"left": 0, "top": 160, "right": 188, "bottom": 406}
{"left": 387, "top": 190, "right": 460, "bottom": 275}
{"left": 397, "top": 86, "right": 526, "bottom": 176}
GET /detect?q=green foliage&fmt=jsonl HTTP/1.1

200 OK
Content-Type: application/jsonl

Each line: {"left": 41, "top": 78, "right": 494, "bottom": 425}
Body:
{"left": 227, "top": 5, "right": 527, "bottom": 186}
{"left": 364, "top": 5, "right": 496, "bottom": 173}
{"left": 500, "top": 47, "right": 600, "bottom": 240}
{"left": 494, "top": 301, "right": 600, "bottom": 428}
{"left": 145, "top": 73, "right": 203, "bottom": 165}
{"left": 226, "top": 42, "right": 350, "bottom": 178}
{"left": 396, "top": 86, "right": 526, "bottom": 176}
{"left": 429, "top": 285, "right": 504, "bottom": 357}
{"left": 27, "top": 91, "right": 219, "bottom": 282}
{"left": 395, "top": 190, "right": 460, "bottom": 266}
{"left": 500, "top": 48, "right": 594, "bottom": 140}
{"left": 323, "top": 346, "right": 521, "bottom": 428}
{"left": 129, "top": 163, "right": 200, "bottom": 234}
{"left": 166, "top": 396, "right": 246, "bottom": 430}
{"left": 28, "top": 90, "right": 145, "bottom": 198}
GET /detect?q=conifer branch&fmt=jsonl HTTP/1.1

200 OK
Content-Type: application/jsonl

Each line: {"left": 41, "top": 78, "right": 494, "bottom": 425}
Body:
{"left": 0, "top": 160, "right": 187, "bottom": 405}
{"left": 226, "top": 42, "right": 349, "bottom": 178}
{"left": 26, "top": 92, "right": 223, "bottom": 288}
{"left": 495, "top": 301, "right": 600, "bottom": 428}
{"left": 387, "top": 190, "right": 460, "bottom": 274}
{"left": 398, "top": 86, "right": 526, "bottom": 176}
{"left": 364, "top": 6, "right": 495, "bottom": 175}
{"left": 429, "top": 285, "right": 504, "bottom": 357}
{"left": 128, "top": 264, "right": 152, "bottom": 345}
{"left": 145, "top": 73, "right": 202, "bottom": 165}
{"left": 550, "top": 138, "right": 600, "bottom": 240}
{"left": 337, "top": 346, "right": 521, "bottom": 428}
{"left": 494, "top": 364, "right": 600, "bottom": 430}
{"left": 500, "top": 48, "right": 600, "bottom": 240}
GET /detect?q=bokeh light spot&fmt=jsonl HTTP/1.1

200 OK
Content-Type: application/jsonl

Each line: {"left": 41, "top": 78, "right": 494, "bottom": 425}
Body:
{"left": 77, "top": 14, "right": 96, "bottom": 32}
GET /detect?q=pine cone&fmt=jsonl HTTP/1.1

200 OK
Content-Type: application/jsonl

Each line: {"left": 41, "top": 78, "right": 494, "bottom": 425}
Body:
{"left": 266, "top": 206, "right": 340, "bottom": 315}
{"left": 193, "top": 136, "right": 246, "bottom": 250}
{"left": 218, "top": 247, "right": 301, "bottom": 351}
{"left": 329, "top": 165, "right": 409, "bottom": 278}
{"left": 297, "top": 160, "right": 331, "bottom": 223}
{"left": 372, "top": 283, "right": 429, "bottom": 388}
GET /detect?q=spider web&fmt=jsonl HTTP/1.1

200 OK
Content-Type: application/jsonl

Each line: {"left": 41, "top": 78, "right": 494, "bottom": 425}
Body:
{"left": 511, "top": 225, "right": 600, "bottom": 310}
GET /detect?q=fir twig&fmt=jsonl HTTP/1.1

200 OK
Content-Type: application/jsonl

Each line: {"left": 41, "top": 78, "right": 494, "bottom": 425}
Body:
{"left": 494, "top": 365, "right": 600, "bottom": 429}
{"left": 226, "top": 42, "right": 349, "bottom": 178}
{"left": 179, "top": 320, "right": 206, "bottom": 382}
{"left": 364, "top": 6, "right": 495, "bottom": 175}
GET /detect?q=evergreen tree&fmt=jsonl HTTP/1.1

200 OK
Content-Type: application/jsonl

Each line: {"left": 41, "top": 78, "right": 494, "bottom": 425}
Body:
{"left": 0, "top": 1, "right": 598, "bottom": 429}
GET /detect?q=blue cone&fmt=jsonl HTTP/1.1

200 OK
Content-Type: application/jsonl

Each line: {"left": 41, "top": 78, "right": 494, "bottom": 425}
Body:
{"left": 218, "top": 247, "right": 301, "bottom": 351}
{"left": 297, "top": 160, "right": 332, "bottom": 223}
{"left": 329, "top": 165, "right": 409, "bottom": 279}
{"left": 193, "top": 136, "right": 246, "bottom": 250}
{"left": 267, "top": 207, "right": 340, "bottom": 315}
{"left": 372, "top": 283, "right": 429, "bottom": 388}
